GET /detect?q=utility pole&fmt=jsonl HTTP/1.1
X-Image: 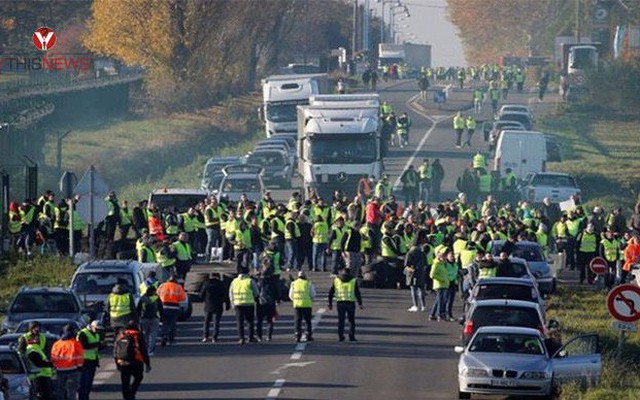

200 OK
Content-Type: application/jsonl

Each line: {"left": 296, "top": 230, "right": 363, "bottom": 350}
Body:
{"left": 352, "top": 0, "right": 358, "bottom": 60}
{"left": 576, "top": 0, "right": 582, "bottom": 43}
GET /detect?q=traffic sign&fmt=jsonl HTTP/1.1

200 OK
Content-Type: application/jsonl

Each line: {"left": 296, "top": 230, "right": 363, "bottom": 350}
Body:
{"left": 74, "top": 165, "right": 109, "bottom": 196}
{"left": 607, "top": 285, "right": 640, "bottom": 323}
{"left": 76, "top": 194, "right": 108, "bottom": 225}
{"left": 59, "top": 171, "right": 77, "bottom": 199}
{"left": 612, "top": 321, "right": 638, "bottom": 333}
{"left": 590, "top": 257, "right": 607, "bottom": 275}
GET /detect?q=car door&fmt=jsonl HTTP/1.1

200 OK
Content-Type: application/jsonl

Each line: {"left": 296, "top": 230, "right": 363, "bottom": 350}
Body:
{"left": 551, "top": 334, "right": 601, "bottom": 387}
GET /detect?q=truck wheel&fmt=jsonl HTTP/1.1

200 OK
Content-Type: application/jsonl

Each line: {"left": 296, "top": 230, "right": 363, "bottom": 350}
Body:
{"left": 458, "top": 391, "right": 471, "bottom": 399}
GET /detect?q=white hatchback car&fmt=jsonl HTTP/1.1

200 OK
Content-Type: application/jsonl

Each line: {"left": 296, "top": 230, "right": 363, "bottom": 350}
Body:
{"left": 456, "top": 326, "right": 601, "bottom": 399}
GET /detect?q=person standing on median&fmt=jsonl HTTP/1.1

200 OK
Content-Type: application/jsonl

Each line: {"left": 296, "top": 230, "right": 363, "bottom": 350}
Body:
{"left": 328, "top": 267, "right": 364, "bottom": 342}
{"left": 289, "top": 270, "right": 317, "bottom": 342}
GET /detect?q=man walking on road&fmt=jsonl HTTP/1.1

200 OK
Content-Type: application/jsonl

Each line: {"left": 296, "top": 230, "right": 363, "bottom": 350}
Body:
{"left": 328, "top": 267, "right": 364, "bottom": 342}
{"left": 157, "top": 275, "right": 187, "bottom": 346}
{"left": 51, "top": 324, "right": 84, "bottom": 400}
{"left": 136, "top": 286, "right": 162, "bottom": 355}
{"left": 418, "top": 159, "right": 432, "bottom": 202}
{"left": 200, "top": 272, "right": 230, "bottom": 343}
{"left": 114, "top": 321, "right": 151, "bottom": 400}
{"left": 453, "top": 112, "right": 466, "bottom": 148}
{"left": 430, "top": 159, "right": 445, "bottom": 202}
{"left": 229, "top": 268, "right": 259, "bottom": 344}
{"left": 289, "top": 271, "right": 316, "bottom": 342}
{"left": 77, "top": 321, "right": 103, "bottom": 400}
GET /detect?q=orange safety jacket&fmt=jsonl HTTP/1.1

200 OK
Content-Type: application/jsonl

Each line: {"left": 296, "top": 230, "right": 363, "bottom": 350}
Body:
{"left": 148, "top": 215, "right": 166, "bottom": 241}
{"left": 623, "top": 242, "right": 640, "bottom": 272}
{"left": 51, "top": 338, "right": 84, "bottom": 371}
{"left": 157, "top": 281, "right": 187, "bottom": 308}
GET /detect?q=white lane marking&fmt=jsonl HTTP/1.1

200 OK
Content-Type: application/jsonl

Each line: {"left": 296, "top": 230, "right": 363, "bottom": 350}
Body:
{"left": 266, "top": 379, "right": 286, "bottom": 400}
{"left": 290, "top": 352, "right": 302, "bottom": 360}
{"left": 270, "top": 361, "right": 316, "bottom": 375}
{"left": 295, "top": 343, "right": 306, "bottom": 352}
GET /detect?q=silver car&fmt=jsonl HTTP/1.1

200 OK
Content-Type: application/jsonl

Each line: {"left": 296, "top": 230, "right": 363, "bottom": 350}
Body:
{"left": 456, "top": 326, "right": 601, "bottom": 399}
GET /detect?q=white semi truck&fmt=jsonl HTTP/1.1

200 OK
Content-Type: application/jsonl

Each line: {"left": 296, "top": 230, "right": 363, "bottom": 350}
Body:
{"left": 259, "top": 74, "right": 328, "bottom": 138}
{"left": 297, "top": 94, "right": 382, "bottom": 199}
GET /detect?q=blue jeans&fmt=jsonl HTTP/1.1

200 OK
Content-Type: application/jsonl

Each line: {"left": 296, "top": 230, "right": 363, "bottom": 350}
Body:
{"left": 446, "top": 284, "right": 457, "bottom": 318}
{"left": 429, "top": 288, "right": 448, "bottom": 318}
{"left": 285, "top": 240, "right": 298, "bottom": 270}
{"left": 331, "top": 251, "right": 343, "bottom": 273}
{"left": 410, "top": 285, "right": 425, "bottom": 309}
{"left": 312, "top": 243, "right": 327, "bottom": 271}
{"left": 205, "top": 227, "right": 221, "bottom": 260}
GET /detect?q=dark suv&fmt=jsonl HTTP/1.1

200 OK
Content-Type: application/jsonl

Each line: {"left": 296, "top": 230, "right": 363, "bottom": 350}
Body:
{"left": 0, "top": 287, "right": 89, "bottom": 334}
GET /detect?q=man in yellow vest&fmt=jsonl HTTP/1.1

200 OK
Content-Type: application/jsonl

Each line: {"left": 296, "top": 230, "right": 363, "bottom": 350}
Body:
{"left": 600, "top": 228, "right": 620, "bottom": 290}
{"left": 229, "top": 268, "right": 259, "bottom": 345}
{"left": 204, "top": 197, "right": 223, "bottom": 263}
{"left": 464, "top": 115, "right": 477, "bottom": 147}
{"left": 77, "top": 320, "right": 103, "bottom": 400}
{"left": 327, "top": 217, "right": 347, "bottom": 274}
{"left": 119, "top": 200, "right": 133, "bottom": 240}
{"left": 289, "top": 271, "right": 316, "bottom": 342}
{"left": 453, "top": 112, "right": 466, "bottom": 148}
{"left": 576, "top": 223, "right": 598, "bottom": 285}
{"left": 173, "top": 232, "right": 193, "bottom": 280}
{"left": 328, "top": 267, "right": 363, "bottom": 342}
{"left": 107, "top": 279, "right": 136, "bottom": 333}
{"left": 417, "top": 159, "right": 432, "bottom": 202}
{"left": 22, "top": 333, "right": 55, "bottom": 400}
{"left": 284, "top": 210, "right": 301, "bottom": 271}
{"left": 311, "top": 215, "right": 329, "bottom": 272}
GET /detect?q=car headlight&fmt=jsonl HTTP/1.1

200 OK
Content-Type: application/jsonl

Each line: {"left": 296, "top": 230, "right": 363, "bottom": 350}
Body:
{"left": 462, "top": 367, "right": 489, "bottom": 377}
{"left": 521, "top": 371, "right": 550, "bottom": 380}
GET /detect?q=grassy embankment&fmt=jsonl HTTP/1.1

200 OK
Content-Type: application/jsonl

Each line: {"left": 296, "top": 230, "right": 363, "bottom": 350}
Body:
{"left": 42, "top": 93, "right": 263, "bottom": 202}
{"left": 540, "top": 104, "right": 640, "bottom": 211}
{"left": 548, "top": 286, "right": 640, "bottom": 399}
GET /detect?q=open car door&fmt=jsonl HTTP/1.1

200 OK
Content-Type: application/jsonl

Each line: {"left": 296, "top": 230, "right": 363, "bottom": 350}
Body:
{"left": 551, "top": 334, "right": 601, "bottom": 387}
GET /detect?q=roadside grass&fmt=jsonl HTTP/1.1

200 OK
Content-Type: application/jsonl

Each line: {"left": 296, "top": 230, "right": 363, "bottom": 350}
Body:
{"left": 0, "top": 255, "right": 76, "bottom": 310}
{"left": 539, "top": 105, "right": 640, "bottom": 211}
{"left": 547, "top": 286, "right": 640, "bottom": 399}
{"left": 41, "top": 93, "right": 262, "bottom": 202}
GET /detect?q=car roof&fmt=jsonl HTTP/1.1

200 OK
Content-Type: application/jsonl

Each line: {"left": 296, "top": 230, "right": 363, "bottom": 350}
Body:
{"left": 249, "top": 149, "right": 287, "bottom": 157}
{"left": 500, "top": 111, "right": 531, "bottom": 117}
{"left": 206, "top": 156, "right": 243, "bottom": 164}
{"left": 223, "top": 174, "right": 261, "bottom": 180}
{"left": 150, "top": 188, "right": 208, "bottom": 195}
{"left": 491, "top": 240, "right": 540, "bottom": 247}
{"left": 17, "top": 287, "right": 74, "bottom": 294}
{"left": 472, "top": 299, "right": 540, "bottom": 308}
{"left": 475, "top": 326, "right": 543, "bottom": 335}
{"left": 476, "top": 277, "right": 535, "bottom": 286}
{"left": 530, "top": 172, "right": 572, "bottom": 177}
{"left": 76, "top": 260, "right": 140, "bottom": 272}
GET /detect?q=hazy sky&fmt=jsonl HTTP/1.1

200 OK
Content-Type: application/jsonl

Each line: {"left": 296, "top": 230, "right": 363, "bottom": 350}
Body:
{"left": 370, "top": 0, "right": 467, "bottom": 66}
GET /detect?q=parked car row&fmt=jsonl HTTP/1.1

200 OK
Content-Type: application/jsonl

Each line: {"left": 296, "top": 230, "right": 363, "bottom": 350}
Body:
{"left": 0, "top": 260, "right": 192, "bottom": 399}
{"left": 456, "top": 247, "right": 601, "bottom": 399}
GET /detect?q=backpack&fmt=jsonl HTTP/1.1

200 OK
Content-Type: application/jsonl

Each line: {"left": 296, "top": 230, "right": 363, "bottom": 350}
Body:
{"left": 114, "top": 331, "right": 138, "bottom": 364}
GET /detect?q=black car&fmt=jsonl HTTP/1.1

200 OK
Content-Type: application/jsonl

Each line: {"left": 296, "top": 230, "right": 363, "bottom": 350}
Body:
{"left": 0, "top": 287, "right": 89, "bottom": 334}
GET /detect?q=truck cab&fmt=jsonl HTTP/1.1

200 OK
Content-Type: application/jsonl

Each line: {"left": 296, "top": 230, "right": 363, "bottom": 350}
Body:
{"left": 297, "top": 101, "right": 381, "bottom": 200}
{"left": 260, "top": 74, "right": 328, "bottom": 138}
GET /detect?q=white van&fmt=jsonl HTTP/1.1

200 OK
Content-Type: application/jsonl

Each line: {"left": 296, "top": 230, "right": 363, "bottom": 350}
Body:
{"left": 494, "top": 130, "right": 547, "bottom": 179}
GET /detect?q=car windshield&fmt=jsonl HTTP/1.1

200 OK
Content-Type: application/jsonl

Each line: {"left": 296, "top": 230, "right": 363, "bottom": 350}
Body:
{"left": 496, "top": 261, "right": 529, "bottom": 278}
{"left": 266, "top": 103, "right": 298, "bottom": 123}
{"left": 72, "top": 272, "right": 134, "bottom": 295}
{"left": 248, "top": 153, "right": 286, "bottom": 167}
{"left": 0, "top": 351, "right": 25, "bottom": 374}
{"left": 204, "top": 175, "right": 224, "bottom": 190}
{"left": 221, "top": 178, "right": 260, "bottom": 193}
{"left": 500, "top": 114, "right": 531, "bottom": 126}
{"left": 204, "top": 162, "right": 231, "bottom": 178}
{"left": 10, "top": 293, "right": 79, "bottom": 314}
{"left": 149, "top": 193, "right": 207, "bottom": 213}
{"left": 469, "top": 333, "right": 545, "bottom": 355}
{"left": 502, "top": 106, "right": 528, "bottom": 114}
{"left": 309, "top": 135, "right": 376, "bottom": 164}
{"left": 472, "top": 306, "right": 541, "bottom": 330}
{"left": 492, "top": 243, "right": 545, "bottom": 263}
{"left": 475, "top": 284, "right": 537, "bottom": 302}
{"left": 531, "top": 175, "right": 576, "bottom": 188}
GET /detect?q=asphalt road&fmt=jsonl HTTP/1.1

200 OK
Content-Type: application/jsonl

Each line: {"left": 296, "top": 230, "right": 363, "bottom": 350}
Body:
{"left": 90, "top": 80, "right": 559, "bottom": 400}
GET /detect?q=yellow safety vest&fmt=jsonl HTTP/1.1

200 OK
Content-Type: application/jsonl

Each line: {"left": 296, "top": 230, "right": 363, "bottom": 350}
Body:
{"left": 285, "top": 219, "right": 301, "bottom": 240}
{"left": 579, "top": 232, "right": 597, "bottom": 253}
{"left": 231, "top": 276, "right": 255, "bottom": 306}
{"left": 181, "top": 213, "right": 195, "bottom": 232}
{"left": 478, "top": 266, "right": 497, "bottom": 279}
{"left": 601, "top": 238, "right": 619, "bottom": 262}
{"left": 234, "top": 229, "right": 252, "bottom": 250}
{"left": 77, "top": 328, "right": 100, "bottom": 361}
{"left": 26, "top": 345, "right": 53, "bottom": 379}
{"left": 21, "top": 332, "right": 46, "bottom": 352}
{"left": 205, "top": 205, "right": 222, "bottom": 228}
{"left": 120, "top": 208, "right": 132, "bottom": 226}
{"left": 291, "top": 279, "right": 312, "bottom": 308}
{"left": 312, "top": 221, "right": 329, "bottom": 244}
{"left": 108, "top": 293, "right": 131, "bottom": 318}
{"left": 334, "top": 278, "right": 356, "bottom": 302}
{"left": 478, "top": 174, "right": 492, "bottom": 193}
{"left": 8, "top": 211, "right": 22, "bottom": 234}
{"left": 566, "top": 220, "right": 581, "bottom": 237}
{"left": 360, "top": 225, "right": 372, "bottom": 251}
{"left": 174, "top": 241, "right": 192, "bottom": 261}
{"left": 330, "top": 226, "right": 345, "bottom": 251}
{"left": 271, "top": 217, "right": 285, "bottom": 239}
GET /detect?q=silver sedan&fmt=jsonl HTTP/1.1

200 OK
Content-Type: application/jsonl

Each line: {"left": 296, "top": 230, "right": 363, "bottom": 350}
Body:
{"left": 456, "top": 326, "right": 601, "bottom": 399}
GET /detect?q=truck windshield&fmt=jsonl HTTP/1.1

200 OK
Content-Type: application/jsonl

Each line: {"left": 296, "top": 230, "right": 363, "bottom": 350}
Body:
{"left": 266, "top": 103, "right": 298, "bottom": 123}
{"left": 309, "top": 135, "right": 376, "bottom": 164}
{"left": 570, "top": 48, "right": 596, "bottom": 69}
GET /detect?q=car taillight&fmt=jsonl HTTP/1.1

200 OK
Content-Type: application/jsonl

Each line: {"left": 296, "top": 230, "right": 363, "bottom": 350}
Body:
{"left": 463, "top": 320, "right": 474, "bottom": 336}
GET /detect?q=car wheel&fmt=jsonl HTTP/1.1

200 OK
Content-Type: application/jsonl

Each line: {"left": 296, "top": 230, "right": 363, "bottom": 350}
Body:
{"left": 458, "top": 391, "right": 471, "bottom": 399}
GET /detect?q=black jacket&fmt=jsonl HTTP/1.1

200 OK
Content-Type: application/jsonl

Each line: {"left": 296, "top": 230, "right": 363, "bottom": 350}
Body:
{"left": 199, "top": 278, "right": 230, "bottom": 313}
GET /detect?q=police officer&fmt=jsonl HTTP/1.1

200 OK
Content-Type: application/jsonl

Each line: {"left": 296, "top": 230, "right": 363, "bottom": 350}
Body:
{"left": 328, "top": 267, "right": 363, "bottom": 342}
